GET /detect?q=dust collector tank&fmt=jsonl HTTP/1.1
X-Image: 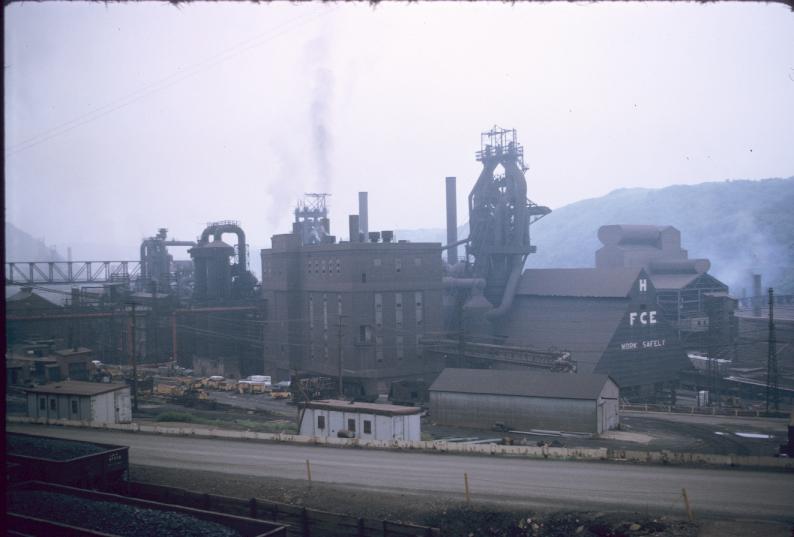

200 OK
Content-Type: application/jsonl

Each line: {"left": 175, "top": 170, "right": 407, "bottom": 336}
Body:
{"left": 189, "top": 239, "right": 235, "bottom": 300}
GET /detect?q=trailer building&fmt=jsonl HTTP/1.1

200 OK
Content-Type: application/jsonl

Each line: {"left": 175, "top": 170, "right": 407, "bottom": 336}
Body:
{"left": 26, "top": 381, "right": 132, "bottom": 424}
{"left": 429, "top": 368, "right": 619, "bottom": 435}
{"left": 299, "top": 399, "right": 422, "bottom": 441}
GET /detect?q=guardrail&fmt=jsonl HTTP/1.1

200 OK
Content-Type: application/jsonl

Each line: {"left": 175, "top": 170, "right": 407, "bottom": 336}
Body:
{"left": 620, "top": 403, "right": 790, "bottom": 419}
{"left": 8, "top": 416, "right": 793, "bottom": 470}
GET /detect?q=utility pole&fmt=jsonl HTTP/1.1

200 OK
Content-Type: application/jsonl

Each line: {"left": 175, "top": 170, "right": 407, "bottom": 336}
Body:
{"left": 151, "top": 281, "right": 159, "bottom": 363}
{"left": 130, "top": 302, "right": 139, "bottom": 412}
{"left": 766, "top": 287, "right": 778, "bottom": 414}
{"left": 337, "top": 315, "right": 347, "bottom": 398}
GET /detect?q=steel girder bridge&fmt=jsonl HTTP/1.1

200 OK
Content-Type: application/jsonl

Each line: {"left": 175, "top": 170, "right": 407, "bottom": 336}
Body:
{"left": 5, "top": 261, "right": 141, "bottom": 286}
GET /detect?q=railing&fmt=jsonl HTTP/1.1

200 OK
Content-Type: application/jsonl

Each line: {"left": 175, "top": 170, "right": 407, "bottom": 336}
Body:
{"left": 736, "top": 294, "right": 794, "bottom": 309}
{"left": 6, "top": 261, "right": 141, "bottom": 286}
{"left": 620, "top": 403, "right": 789, "bottom": 419}
{"left": 125, "top": 481, "right": 440, "bottom": 537}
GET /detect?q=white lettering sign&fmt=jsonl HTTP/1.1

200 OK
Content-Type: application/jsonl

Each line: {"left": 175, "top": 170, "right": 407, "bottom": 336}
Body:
{"left": 620, "top": 339, "right": 666, "bottom": 351}
{"left": 639, "top": 279, "right": 647, "bottom": 293}
{"left": 629, "top": 310, "right": 657, "bottom": 326}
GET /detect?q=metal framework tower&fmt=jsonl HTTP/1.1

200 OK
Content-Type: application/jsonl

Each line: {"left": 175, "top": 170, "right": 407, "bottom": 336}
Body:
{"left": 466, "top": 126, "right": 550, "bottom": 317}
{"left": 294, "top": 193, "right": 331, "bottom": 245}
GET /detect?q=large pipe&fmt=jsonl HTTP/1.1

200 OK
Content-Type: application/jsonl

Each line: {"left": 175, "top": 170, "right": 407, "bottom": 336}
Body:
{"left": 140, "top": 242, "right": 148, "bottom": 279}
{"left": 485, "top": 255, "right": 526, "bottom": 320}
{"left": 442, "top": 276, "right": 486, "bottom": 290}
{"left": 598, "top": 225, "right": 662, "bottom": 246}
{"left": 358, "top": 192, "right": 369, "bottom": 237}
{"left": 348, "top": 215, "right": 360, "bottom": 243}
{"left": 441, "top": 237, "right": 470, "bottom": 251}
{"left": 649, "top": 259, "right": 710, "bottom": 274}
{"left": 200, "top": 223, "right": 246, "bottom": 270}
{"left": 446, "top": 177, "right": 458, "bottom": 264}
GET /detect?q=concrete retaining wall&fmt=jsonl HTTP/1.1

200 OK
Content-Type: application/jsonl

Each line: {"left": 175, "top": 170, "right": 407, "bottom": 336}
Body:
{"left": 7, "top": 416, "right": 793, "bottom": 470}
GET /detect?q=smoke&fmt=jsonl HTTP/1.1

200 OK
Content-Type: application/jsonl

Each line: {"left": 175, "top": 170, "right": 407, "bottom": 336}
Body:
{"left": 310, "top": 66, "right": 335, "bottom": 192}
{"left": 306, "top": 36, "right": 335, "bottom": 194}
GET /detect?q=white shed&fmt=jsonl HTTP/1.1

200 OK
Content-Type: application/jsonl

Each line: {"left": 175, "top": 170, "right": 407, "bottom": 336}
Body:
{"left": 26, "top": 381, "right": 132, "bottom": 424}
{"left": 299, "top": 399, "right": 422, "bottom": 442}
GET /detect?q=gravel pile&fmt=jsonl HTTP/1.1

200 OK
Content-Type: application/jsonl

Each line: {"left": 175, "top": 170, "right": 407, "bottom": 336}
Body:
{"left": 7, "top": 434, "right": 108, "bottom": 460}
{"left": 9, "top": 491, "right": 241, "bottom": 537}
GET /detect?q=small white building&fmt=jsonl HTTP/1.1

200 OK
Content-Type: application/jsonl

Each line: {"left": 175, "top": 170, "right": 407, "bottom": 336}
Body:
{"left": 26, "top": 381, "right": 132, "bottom": 424}
{"left": 299, "top": 399, "right": 422, "bottom": 442}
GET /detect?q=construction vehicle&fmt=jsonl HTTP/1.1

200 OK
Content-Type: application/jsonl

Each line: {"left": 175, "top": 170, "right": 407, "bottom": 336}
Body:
{"left": 291, "top": 376, "right": 336, "bottom": 403}
{"left": 270, "top": 388, "right": 291, "bottom": 400}
{"left": 154, "top": 376, "right": 195, "bottom": 397}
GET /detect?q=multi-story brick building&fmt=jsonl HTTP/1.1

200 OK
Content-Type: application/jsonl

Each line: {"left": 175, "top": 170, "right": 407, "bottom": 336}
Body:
{"left": 260, "top": 231, "right": 444, "bottom": 397}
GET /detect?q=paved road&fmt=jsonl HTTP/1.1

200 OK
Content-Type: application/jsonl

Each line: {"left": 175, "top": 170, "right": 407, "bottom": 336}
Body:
{"left": 8, "top": 424, "right": 794, "bottom": 521}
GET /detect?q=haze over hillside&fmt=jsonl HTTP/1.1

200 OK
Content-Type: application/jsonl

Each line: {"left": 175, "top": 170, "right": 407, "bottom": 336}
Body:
{"left": 7, "top": 178, "right": 793, "bottom": 295}
{"left": 5, "top": 222, "right": 64, "bottom": 262}
{"left": 399, "top": 177, "right": 794, "bottom": 294}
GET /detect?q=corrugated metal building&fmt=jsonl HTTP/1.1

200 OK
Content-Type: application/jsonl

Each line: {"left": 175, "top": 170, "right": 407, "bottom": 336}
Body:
{"left": 595, "top": 224, "right": 736, "bottom": 353}
{"left": 429, "top": 368, "right": 619, "bottom": 434}
{"left": 299, "top": 399, "right": 422, "bottom": 441}
{"left": 499, "top": 267, "right": 691, "bottom": 400}
{"left": 26, "top": 381, "right": 132, "bottom": 424}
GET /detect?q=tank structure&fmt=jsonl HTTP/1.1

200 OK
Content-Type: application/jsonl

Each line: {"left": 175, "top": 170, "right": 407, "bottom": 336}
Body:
{"left": 139, "top": 228, "right": 196, "bottom": 293}
{"left": 190, "top": 221, "right": 258, "bottom": 301}
{"left": 190, "top": 238, "right": 234, "bottom": 301}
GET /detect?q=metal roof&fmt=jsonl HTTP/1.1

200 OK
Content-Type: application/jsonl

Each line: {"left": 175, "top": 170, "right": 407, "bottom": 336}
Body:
{"left": 25, "top": 381, "right": 128, "bottom": 396}
{"left": 504, "top": 296, "right": 627, "bottom": 374}
{"left": 301, "top": 399, "right": 422, "bottom": 416}
{"left": 649, "top": 273, "right": 700, "bottom": 290}
{"left": 650, "top": 272, "right": 728, "bottom": 292}
{"left": 429, "top": 368, "right": 615, "bottom": 400}
{"left": 517, "top": 267, "right": 643, "bottom": 298}
{"left": 6, "top": 289, "right": 60, "bottom": 307}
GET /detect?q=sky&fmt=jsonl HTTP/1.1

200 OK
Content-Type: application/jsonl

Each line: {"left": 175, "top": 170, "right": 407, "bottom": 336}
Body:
{"left": 5, "top": 1, "right": 794, "bottom": 267}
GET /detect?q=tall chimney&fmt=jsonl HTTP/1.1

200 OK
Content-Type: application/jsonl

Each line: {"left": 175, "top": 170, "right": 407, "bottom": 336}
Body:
{"left": 445, "top": 177, "right": 458, "bottom": 264}
{"left": 753, "top": 274, "right": 762, "bottom": 317}
{"left": 348, "top": 215, "right": 360, "bottom": 243}
{"left": 358, "top": 192, "right": 369, "bottom": 237}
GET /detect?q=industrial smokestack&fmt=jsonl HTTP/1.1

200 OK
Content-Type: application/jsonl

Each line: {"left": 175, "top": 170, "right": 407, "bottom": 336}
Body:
{"left": 446, "top": 177, "right": 458, "bottom": 264}
{"left": 349, "top": 215, "right": 360, "bottom": 243}
{"left": 358, "top": 192, "right": 369, "bottom": 236}
{"left": 753, "top": 274, "right": 762, "bottom": 317}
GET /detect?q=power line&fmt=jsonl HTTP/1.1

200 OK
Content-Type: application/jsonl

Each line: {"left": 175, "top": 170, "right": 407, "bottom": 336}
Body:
{"left": 6, "top": 5, "right": 337, "bottom": 156}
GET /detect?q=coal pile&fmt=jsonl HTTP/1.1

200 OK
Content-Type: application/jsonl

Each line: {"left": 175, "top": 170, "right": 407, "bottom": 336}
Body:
{"left": 9, "top": 491, "right": 241, "bottom": 537}
{"left": 423, "top": 508, "right": 697, "bottom": 537}
{"left": 7, "top": 434, "right": 107, "bottom": 460}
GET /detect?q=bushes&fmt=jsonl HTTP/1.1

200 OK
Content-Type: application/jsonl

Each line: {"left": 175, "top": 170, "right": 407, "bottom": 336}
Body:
{"left": 155, "top": 412, "right": 195, "bottom": 423}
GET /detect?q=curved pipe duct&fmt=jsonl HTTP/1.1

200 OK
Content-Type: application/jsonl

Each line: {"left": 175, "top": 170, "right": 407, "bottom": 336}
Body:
{"left": 200, "top": 224, "right": 247, "bottom": 271}
{"left": 140, "top": 242, "right": 148, "bottom": 279}
{"left": 485, "top": 255, "right": 526, "bottom": 320}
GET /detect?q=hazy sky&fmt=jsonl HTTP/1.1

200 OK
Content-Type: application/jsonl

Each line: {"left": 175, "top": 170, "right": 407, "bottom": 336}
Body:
{"left": 5, "top": 2, "right": 794, "bottom": 263}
